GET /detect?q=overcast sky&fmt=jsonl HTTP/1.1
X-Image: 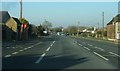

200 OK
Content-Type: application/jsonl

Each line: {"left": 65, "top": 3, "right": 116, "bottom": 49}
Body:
{"left": 2, "top": 2, "right": 118, "bottom": 28}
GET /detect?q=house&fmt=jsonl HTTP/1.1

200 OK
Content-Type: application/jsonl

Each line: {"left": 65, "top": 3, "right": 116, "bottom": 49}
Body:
{"left": 6, "top": 17, "right": 22, "bottom": 40}
{"left": 0, "top": 11, "right": 22, "bottom": 40}
{"left": 107, "top": 14, "right": 120, "bottom": 41}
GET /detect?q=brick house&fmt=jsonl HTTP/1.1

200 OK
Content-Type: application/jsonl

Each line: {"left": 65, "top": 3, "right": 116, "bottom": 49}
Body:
{"left": 0, "top": 11, "right": 22, "bottom": 40}
{"left": 107, "top": 14, "right": 120, "bottom": 41}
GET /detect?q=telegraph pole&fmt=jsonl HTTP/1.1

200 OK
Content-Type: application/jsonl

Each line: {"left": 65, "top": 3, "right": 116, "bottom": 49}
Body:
{"left": 20, "top": 0, "right": 22, "bottom": 22}
{"left": 77, "top": 21, "right": 80, "bottom": 36}
{"left": 98, "top": 22, "right": 99, "bottom": 29}
{"left": 20, "top": 0, "right": 22, "bottom": 40}
{"left": 118, "top": 1, "right": 120, "bottom": 14}
{"left": 102, "top": 12, "right": 104, "bottom": 39}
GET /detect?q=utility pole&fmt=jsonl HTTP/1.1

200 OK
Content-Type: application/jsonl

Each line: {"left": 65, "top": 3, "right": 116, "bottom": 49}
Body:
{"left": 20, "top": 0, "right": 22, "bottom": 22}
{"left": 20, "top": 0, "right": 22, "bottom": 40}
{"left": 118, "top": 1, "right": 120, "bottom": 14}
{"left": 102, "top": 12, "right": 104, "bottom": 39}
{"left": 98, "top": 22, "right": 99, "bottom": 29}
{"left": 77, "top": 21, "right": 80, "bottom": 36}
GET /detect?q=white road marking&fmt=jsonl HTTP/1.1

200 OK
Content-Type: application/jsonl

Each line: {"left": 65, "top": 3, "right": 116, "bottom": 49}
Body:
{"left": 97, "top": 48, "right": 105, "bottom": 51}
{"left": 109, "top": 52, "right": 120, "bottom": 57}
{"left": 50, "top": 44, "right": 53, "bottom": 47}
{"left": 31, "top": 45, "right": 34, "bottom": 47}
{"left": 12, "top": 47, "right": 15, "bottom": 48}
{"left": 46, "top": 47, "right": 51, "bottom": 51}
{"left": 19, "top": 50, "right": 23, "bottom": 52}
{"left": 28, "top": 47, "right": 32, "bottom": 49}
{"left": 88, "top": 44, "right": 93, "bottom": 46}
{"left": 83, "top": 46, "right": 90, "bottom": 50}
{"left": 7, "top": 47, "right": 10, "bottom": 49}
{"left": 94, "top": 47, "right": 98, "bottom": 48}
{"left": 93, "top": 52, "right": 109, "bottom": 61}
{"left": 12, "top": 52, "right": 18, "bottom": 55}
{"left": 4, "top": 55, "right": 11, "bottom": 58}
{"left": 24, "top": 48, "right": 28, "bottom": 50}
{"left": 94, "top": 47, "right": 105, "bottom": 51}
{"left": 35, "top": 53, "right": 46, "bottom": 64}
{"left": 79, "top": 44, "right": 83, "bottom": 46}
{"left": 53, "top": 41, "right": 55, "bottom": 44}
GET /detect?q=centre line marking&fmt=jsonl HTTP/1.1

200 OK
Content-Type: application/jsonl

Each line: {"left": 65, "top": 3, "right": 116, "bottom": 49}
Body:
{"left": 50, "top": 44, "right": 53, "bottom": 47}
{"left": 12, "top": 52, "right": 18, "bottom": 55}
{"left": 35, "top": 53, "right": 46, "bottom": 64}
{"left": 98, "top": 48, "right": 105, "bottom": 51}
{"left": 93, "top": 52, "right": 109, "bottom": 61}
{"left": 24, "top": 48, "right": 28, "bottom": 50}
{"left": 94, "top": 47, "right": 98, "bottom": 48}
{"left": 4, "top": 55, "right": 11, "bottom": 58}
{"left": 53, "top": 41, "right": 55, "bottom": 43}
{"left": 19, "top": 50, "right": 23, "bottom": 52}
{"left": 84, "top": 46, "right": 90, "bottom": 50}
{"left": 28, "top": 47, "right": 31, "bottom": 49}
{"left": 79, "top": 44, "right": 83, "bottom": 46}
{"left": 88, "top": 44, "right": 92, "bottom": 46}
{"left": 46, "top": 47, "right": 51, "bottom": 51}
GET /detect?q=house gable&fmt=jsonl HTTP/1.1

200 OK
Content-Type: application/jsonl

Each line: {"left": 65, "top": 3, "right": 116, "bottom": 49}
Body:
{"left": 6, "top": 18, "right": 18, "bottom": 32}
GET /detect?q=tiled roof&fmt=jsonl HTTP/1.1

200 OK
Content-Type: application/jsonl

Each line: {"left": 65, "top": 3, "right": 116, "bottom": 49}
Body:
{"left": 0, "top": 11, "right": 11, "bottom": 23}
{"left": 12, "top": 17, "right": 22, "bottom": 26}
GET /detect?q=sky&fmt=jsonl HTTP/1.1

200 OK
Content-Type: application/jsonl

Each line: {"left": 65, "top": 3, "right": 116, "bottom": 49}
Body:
{"left": 1, "top": 2, "right": 118, "bottom": 28}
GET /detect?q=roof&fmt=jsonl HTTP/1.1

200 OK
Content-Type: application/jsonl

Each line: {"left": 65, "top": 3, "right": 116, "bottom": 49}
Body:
{"left": 0, "top": 11, "right": 11, "bottom": 23}
{"left": 107, "top": 14, "right": 120, "bottom": 25}
{"left": 12, "top": 17, "right": 22, "bottom": 26}
{"left": 107, "top": 19, "right": 113, "bottom": 25}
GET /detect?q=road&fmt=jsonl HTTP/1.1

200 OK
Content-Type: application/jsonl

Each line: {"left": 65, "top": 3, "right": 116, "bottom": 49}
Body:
{"left": 2, "top": 34, "right": 120, "bottom": 71}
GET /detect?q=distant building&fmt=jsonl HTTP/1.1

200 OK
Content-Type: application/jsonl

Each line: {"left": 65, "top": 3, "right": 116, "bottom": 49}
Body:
{"left": 107, "top": 14, "right": 120, "bottom": 40}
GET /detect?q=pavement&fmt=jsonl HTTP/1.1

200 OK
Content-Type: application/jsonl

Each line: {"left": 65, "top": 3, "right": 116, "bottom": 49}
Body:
{"left": 2, "top": 34, "right": 120, "bottom": 71}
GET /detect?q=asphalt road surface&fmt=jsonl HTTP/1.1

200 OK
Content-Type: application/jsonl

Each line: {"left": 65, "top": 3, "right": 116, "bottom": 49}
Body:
{"left": 2, "top": 34, "right": 120, "bottom": 71}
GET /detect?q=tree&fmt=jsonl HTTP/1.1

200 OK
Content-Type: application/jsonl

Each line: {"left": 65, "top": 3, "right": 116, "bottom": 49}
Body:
{"left": 37, "top": 24, "right": 45, "bottom": 36}
{"left": 63, "top": 26, "right": 77, "bottom": 35}
{"left": 19, "top": 18, "right": 29, "bottom": 24}
{"left": 52, "top": 27, "right": 63, "bottom": 33}
{"left": 42, "top": 19, "right": 52, "bottom": 30}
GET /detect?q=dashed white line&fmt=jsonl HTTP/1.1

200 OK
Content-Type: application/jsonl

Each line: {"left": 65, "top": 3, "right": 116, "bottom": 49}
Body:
{"left": 46, "top": 47, "right": 51, "bottom": 51}
{"left": 7, "top": 47, "right": 10, "bottom": 49}
{"left": 12, "top": 47, "right": 15, "bottom": 48}
{"left": 28, "top": 47, "right": 32, "bottom": 49}
{"left": 19, "top": 50, "right": 24, "bottom": 52}
{"left": 24, "top": 48, "right": 28, "bottom": 50}
{"left": 79, "top": 44, "right": 83, "bottom": 46}
{"left": 83, "top": 46, "right": 90, "bottom": 50}
{"left": 50, "top": 44, "right": 53, "bottom": 47}
{"left": 12, "top": 52, "right": 18, "bottom": 55}
{"left": 109, "top": 52, "right": 120, "bottom": 57}
{"left": 88, "top": 44, "right": 93, "bottom": 46}
{"left": 53, "top": 41, "right": 55, "bottom": 44}
{"left": 94, "top": 47, "right": 105, "bottom": 51}
{"left": 97, "top": 48, "right": 105, "bottom": 51}
{"left": 35, "top": 53, "right": 46, "bottom": 64}
{"left": 93, "top": 52, "right": 109, "bottom": 61}
{"left": 94, "top": 47, "right": 98, "bottom": 48}
{"left": 4, "top": 55, "right": 11, "bottom": 58}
